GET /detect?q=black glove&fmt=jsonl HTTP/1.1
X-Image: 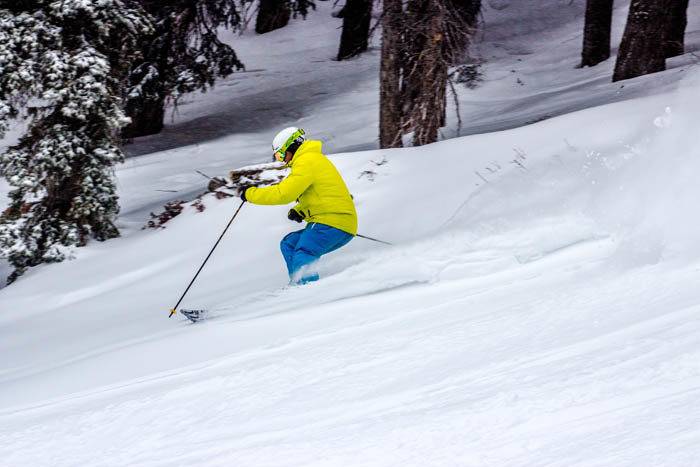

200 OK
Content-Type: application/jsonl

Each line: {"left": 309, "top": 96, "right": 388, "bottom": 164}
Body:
{"left": 288, "top": 208, "right": 304, "bottom": 223}
{"left": 238, "top": 185, "right": 250, "bottom": 202}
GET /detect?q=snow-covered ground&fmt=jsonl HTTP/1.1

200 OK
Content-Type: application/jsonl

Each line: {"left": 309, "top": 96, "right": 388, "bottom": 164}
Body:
{"left": 2, "top": 1, "right": 700, "bottom": 465}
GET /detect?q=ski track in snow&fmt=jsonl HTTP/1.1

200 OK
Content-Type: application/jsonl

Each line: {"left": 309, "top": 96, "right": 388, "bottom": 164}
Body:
{"left": 3, "top": 248, "right": 700, "bottom": 466}
{"left": 2, "top": 0, "right": 700, "bottom": 465}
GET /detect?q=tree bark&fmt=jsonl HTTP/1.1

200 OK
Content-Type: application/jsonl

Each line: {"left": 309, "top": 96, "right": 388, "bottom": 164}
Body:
{"left": 665, "top": 0, "right": 689, "bottom": 57}
{"left": 580, "top": 0, "right": 614, "bottom": 67}
{"left": 409, "top": 2, "right": 447, "bottom": 146}
{"left": 379, "top": 0, "right": 478, "bottom": 147}
{"left": 401, "top": 0, "right": 428, "bottom": 132}
{"left": 256, "top": 0, "right": 291, "bottom": 34}
{"left": 379, "top": 0, "right": 404, "bottom": 148}
{"left": 402, "top": 0, "right": 451, "bottom": 146}
{"left": 613, "top": 0, "right": 672, "bottom": 82}
{"left": 337, "top": 0, "right": 373, "bottom": 60}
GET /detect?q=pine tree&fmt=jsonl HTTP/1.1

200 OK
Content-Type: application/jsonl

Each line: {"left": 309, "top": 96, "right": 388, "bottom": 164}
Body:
{"left": 336, "top": 0, "right": 373, "bottom": 61}
{"left": 665, "top": 0, "right": 689, "bottom": 58}
{"left": 0, "top": 0, "right": 151, "bottom": 283}
{"left": 124, "top": 0, "right": 245, "bottom": 138}
{"left": 580, "top": 0, "right": 614, "bottom": 67}
{"left": 613, "top": 0, "right": 672, "bottom": 82}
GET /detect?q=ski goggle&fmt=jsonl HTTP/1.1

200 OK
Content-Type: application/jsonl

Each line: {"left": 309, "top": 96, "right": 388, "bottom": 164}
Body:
{"left": 273, "top": 128, "right": 305, "bottom": 162}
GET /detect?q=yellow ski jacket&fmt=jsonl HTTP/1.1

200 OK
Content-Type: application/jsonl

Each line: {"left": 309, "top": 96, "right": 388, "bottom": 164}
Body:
{"left": 245, "top": 140, "right": 358, "bottom": 235}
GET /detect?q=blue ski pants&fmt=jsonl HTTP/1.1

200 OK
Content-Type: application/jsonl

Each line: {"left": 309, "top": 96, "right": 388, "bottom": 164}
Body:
{"left": 280, "top": 223, "right": 354, "bottom": 284}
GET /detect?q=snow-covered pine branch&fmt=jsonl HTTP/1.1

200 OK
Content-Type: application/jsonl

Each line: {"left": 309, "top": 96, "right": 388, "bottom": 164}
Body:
{"left": 145, "top": 162, "right": 289, "bottom": 229}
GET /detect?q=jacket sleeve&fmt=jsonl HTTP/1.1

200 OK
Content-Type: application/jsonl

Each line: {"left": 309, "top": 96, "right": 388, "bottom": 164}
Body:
{"left": 245, "top": 158, "right": 313, "bottom": 205}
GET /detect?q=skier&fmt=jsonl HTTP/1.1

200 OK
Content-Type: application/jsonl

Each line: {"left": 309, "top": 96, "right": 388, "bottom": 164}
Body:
{"left": 239, "top": 127, "right": 357, "bottom": 284}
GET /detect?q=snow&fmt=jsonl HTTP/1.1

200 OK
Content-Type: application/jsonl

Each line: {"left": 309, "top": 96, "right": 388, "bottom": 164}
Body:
{"left": 2, "top": 0, "right": 700, "bottom": 465}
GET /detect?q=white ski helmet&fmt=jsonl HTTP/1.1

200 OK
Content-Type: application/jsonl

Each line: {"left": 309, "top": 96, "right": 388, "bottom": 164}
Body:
{"left": 272, "top": 127, "right": 305, "bottom": 161}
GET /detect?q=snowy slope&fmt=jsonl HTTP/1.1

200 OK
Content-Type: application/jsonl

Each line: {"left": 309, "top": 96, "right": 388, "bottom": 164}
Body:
{"left": 2, "top": 74, "right": 700, "bottom": 464}
{"left": 2, "top": 1, "right": 700, "bottom": 465}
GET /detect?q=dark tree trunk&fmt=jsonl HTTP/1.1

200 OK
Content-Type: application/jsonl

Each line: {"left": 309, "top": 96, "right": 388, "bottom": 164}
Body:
{"left": 402, "top": 0, "right": 450, "bottom": 146}
{"left": 379, "top": 0, "right": 404, "bottom": 148}
{"left": 409, "top": 2, "right": 447, "bottom": 146}
{"left": 337, "top": 0, "right": 373, "bottom": 60}
{"left": 665, "top": 0, "right": 689, "bottom": 57}
{"left": 401, "top": 0, "right": 428, "bottom": 131}
{"left": 613, "top": 0, "right": 672, "bottom": 82}
{"left": 580, "top": 0, "right": 614, "bottom": 67}
{"left": 379, "top": 0, "right": 478, "bottom": 147}
{"left": 256, "top": 0, "right": 291, "bottom": 34}
{"left": 123, "top": 94, "right": 166, "bottom": 139}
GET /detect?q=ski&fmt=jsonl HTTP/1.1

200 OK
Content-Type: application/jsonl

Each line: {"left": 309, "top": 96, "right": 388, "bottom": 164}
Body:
{"left": 179, "top": 309, "right": 208, "bottom": 323}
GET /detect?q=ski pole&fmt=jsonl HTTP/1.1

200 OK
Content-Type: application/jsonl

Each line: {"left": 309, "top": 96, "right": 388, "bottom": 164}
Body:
{"left": 356, "top": 233, "right": 393, "bottom": 246}
{"left": 169, "top": 200, "right": 246, "bottom": 318}
{"left": 195, "top": 169, "right": 214, "bottom": 180}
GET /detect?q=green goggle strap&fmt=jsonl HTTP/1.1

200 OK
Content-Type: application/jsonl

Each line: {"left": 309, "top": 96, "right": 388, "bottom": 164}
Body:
{"left": 277, "top": 128, "right": 305, "bottom": 157}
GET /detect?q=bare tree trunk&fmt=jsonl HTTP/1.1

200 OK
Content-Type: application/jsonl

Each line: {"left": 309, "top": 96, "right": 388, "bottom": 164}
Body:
{"left": 379, "top": 0, "right": 478, "bottom": 147}
{"left": 401, "top": 0, "right": 429, "bottom": 133}
{"left": 337, "top": 0, "right": 373, "bottom": 60}
{"left": 379, "top": 0, "right": 404, "bottom": 148}
{"left": 581, "top": 0, "right": 614, "bottom": 67}
{"left": 409, "top": 2, "right": 447, "bottom": 146}
{"left": 665, "top": 0, "right": 689, "bottom": 57}
{"left": 613, "top": 0, "right": 672, "bottom": 82}
{"left": 256, "top": 0, "right": 291, "bottom": 34}
{"left": 404, "top": 0, "right": 470, "bottom": 145}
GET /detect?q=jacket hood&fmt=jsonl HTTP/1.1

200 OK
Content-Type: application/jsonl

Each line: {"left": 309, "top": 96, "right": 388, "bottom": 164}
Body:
{"left": 291, "top": 140, "right": 322, "bottom": 165}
